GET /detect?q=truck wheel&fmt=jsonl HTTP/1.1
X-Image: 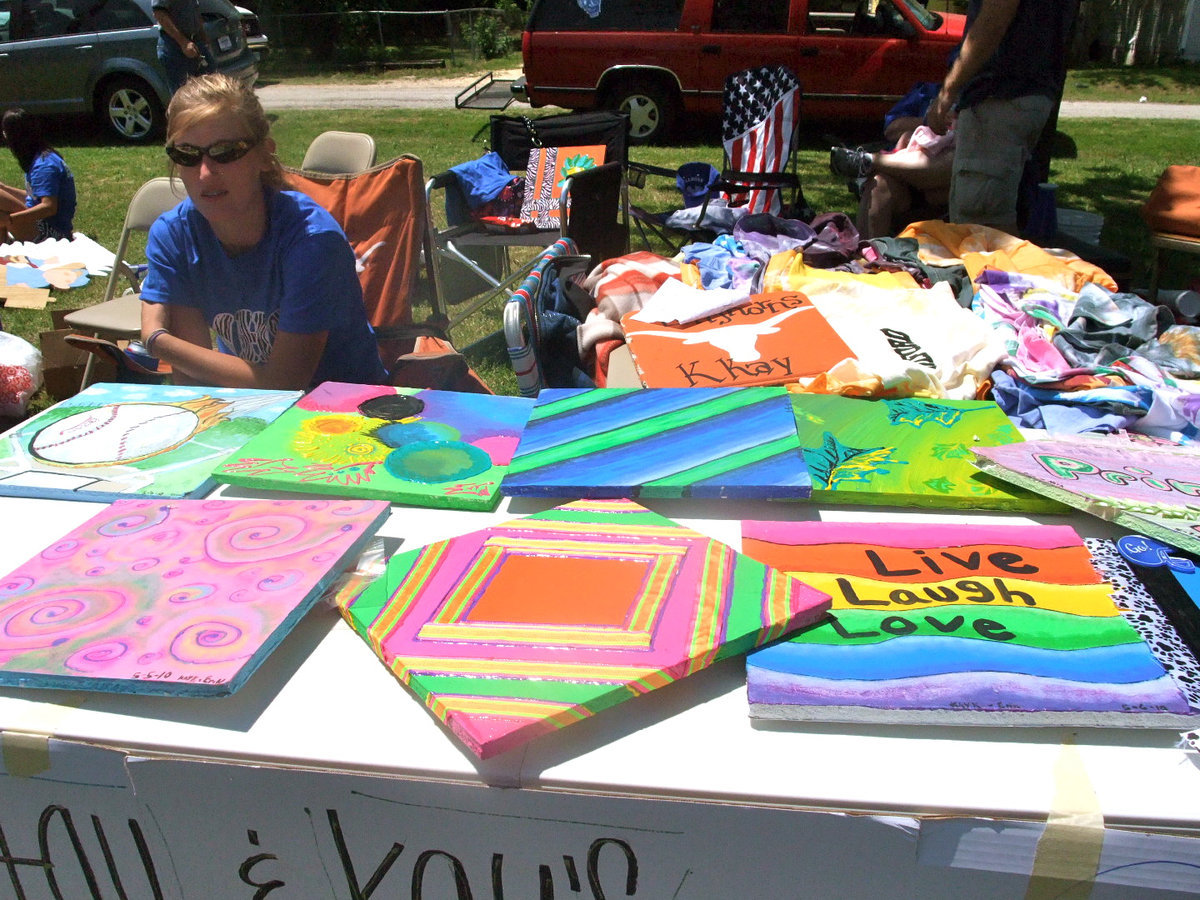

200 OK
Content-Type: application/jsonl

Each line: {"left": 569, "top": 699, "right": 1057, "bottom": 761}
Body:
{"left": 99, "top": 77, "right": 164, "bottom": 143}
{"left": 606, "top": 79, "right": 679, "bottom": 145}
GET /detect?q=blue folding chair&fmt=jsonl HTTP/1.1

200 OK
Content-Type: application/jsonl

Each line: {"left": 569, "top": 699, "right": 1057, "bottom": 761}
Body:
{"left": 503, "top": 239, "right": 595, "bottom": 397}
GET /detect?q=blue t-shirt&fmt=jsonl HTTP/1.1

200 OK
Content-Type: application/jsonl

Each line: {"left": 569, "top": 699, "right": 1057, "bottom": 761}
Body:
{"left": 141, "top": 189, "right": 388, "bottom": 387}
{"left": 26, "top": 151, "right": 76, "bottom": 236}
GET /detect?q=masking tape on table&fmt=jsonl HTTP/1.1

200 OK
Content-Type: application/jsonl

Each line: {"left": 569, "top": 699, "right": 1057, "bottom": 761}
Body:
{"left": 1, "top": 694, "right": 87, "bottom": 777}
{"left": 2, "top": 730, "right": 52, "bottom": 777}
{"left": 1024, "top": 734, "right": 1105, "bottom": 900}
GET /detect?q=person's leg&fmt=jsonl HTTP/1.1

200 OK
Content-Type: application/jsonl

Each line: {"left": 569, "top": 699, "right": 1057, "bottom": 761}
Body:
{"left": 871, "top": 149, "right": 954, "bottom": 191}
{"left": 1, "top": 212, "right": 41, "bottom": 242}
{"left": 949, "top": 95, "right": 1053, "bottom": 232}
{"left": 858, "top": 173, "right": 915, "bottom": 239}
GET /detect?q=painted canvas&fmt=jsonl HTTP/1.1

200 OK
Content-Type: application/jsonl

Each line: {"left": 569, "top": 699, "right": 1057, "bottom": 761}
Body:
{"left": 0, "top": 497, "right": 390, "bottom": 696}
{"left": 621, "top": 291, "right": 854, "bottom": 388}
{"left": 742, "top": 521, "right": 1200, "bottom": 727}
{"left": 790, "top": 394, "right": 1061, "bottom": 511}
{"left": 341, "top": 498, "right": 832, "bottom": 758}
{"left": 501, "top": 386, "right": 812, "bottom": 499}
{"left": 974, "top": 440, "right": 1200, "bottom": 555}
{"left": 214, "top": 382, "right": 535, "bottom": 511}
{"left": 520, "top": 144, "right": 606, "bottom": 228}
{"left": 0, "top": 383, "right": 301, "bottom": 501}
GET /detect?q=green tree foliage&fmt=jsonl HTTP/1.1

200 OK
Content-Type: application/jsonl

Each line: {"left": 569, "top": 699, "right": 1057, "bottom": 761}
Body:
{"left": 262, "top": 0, "right": 523, "bottom": 64}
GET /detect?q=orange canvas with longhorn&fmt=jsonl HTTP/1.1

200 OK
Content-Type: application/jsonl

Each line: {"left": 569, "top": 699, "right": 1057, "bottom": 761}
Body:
{"left": 621, "top": 291, "right": 854, "bottom": 388}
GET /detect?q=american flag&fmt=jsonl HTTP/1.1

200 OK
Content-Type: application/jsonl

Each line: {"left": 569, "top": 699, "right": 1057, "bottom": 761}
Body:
{"left": 721, "top": 66, "right": 801, "bottom": 215}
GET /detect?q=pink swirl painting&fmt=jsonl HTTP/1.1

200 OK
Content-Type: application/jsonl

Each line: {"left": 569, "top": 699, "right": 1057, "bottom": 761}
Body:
{"left": 0, "top": 498, "right": 390, "bottom": 695}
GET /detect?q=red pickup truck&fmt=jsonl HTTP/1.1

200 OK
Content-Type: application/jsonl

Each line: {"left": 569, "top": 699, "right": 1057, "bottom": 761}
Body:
{"left": 513, "top": 0, "right": 966, "bottom": 143}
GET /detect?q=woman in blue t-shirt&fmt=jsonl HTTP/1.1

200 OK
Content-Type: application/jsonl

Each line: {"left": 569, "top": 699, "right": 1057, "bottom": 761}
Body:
{"left": 140, "top": 73, "right": 388, "bottom": 391}
{"left": 0, "top": 109, "right": 77, "bottom": 243}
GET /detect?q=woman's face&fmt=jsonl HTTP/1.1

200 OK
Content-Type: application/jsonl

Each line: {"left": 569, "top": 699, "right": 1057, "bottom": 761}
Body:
{"left": 173, "top": 114, "right": 275, "bottom": 238}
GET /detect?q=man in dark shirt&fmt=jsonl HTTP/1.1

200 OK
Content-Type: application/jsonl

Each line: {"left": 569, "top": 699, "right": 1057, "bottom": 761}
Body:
{"left": 152, "top": 0, "right": 216, "bottom": 94}
{"left": 926, "top": 0, "right": 1077, "bottom": 233}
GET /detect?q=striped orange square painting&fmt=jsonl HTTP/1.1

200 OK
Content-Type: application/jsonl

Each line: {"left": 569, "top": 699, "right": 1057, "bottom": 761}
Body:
{"left": 341, "top": 498, "right": 831, "bottom": 758}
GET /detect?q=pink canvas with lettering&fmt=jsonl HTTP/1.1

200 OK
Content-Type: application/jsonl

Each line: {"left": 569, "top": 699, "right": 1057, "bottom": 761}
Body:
{"left": 974, "top": 440, "right": 1200, "bottom": 555}
{"left": 0, "top": 498, "right": 390, "bottom": 696}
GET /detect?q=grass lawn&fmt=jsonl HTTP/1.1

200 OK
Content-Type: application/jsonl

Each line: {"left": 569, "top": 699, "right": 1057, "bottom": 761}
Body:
{"left": 2, "top": 72, "right": 1198, "bottom": 409}
{"left": 1064, "top": 64, "right": 1200, "bottom": 104}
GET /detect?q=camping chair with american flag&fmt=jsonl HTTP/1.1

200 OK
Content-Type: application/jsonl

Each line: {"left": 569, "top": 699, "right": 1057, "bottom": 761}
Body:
{"left": 629, "top": 64, "right": 812, "bottom": 254}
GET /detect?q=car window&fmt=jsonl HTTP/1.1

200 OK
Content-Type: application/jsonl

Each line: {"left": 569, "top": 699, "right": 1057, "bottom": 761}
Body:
{"left": 713, "top": 0, "right": 788, "bottom": 33}
{"left": 808, "top": 0, "right": 909, "bottom": 36}
{"left": 528, "top": 0, "right": 684, "bottom": 32}
{"left": 80, "top": 0, "right": 153, "bottom": 31}
{"left": 895, "top": 0, "right": 939, "bottom": 30}
{"left": 0, "top": 1, "right": 10, "bottom": 42}
{"left": 807, "top": 0, "right": 856, "bottom": 34}
{"left": 24, "top": 0, "right": 79, "bottom": 37}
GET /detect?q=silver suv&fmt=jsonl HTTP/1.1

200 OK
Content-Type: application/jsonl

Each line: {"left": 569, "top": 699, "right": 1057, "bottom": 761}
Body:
{"left": 0, "top": 0, "right": 258, "bottom": 143}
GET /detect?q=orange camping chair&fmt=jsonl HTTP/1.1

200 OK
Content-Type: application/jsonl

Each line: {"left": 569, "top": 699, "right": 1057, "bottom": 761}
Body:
{"left": 287, "top": 155, "right": 491, "bottom": 393}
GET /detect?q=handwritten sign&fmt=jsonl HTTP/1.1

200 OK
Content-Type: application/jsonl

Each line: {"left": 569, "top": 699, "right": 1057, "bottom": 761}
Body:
{"left": 622, "top": 292, "right": 853, "bottom": 388}
{"left": 3, "top": 742, "right": 1198, "bottom": 897}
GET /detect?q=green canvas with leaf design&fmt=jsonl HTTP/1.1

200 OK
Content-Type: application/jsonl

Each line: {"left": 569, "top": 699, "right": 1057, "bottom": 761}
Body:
{"left": 790, "top": 395, "right": 1064, "bottom": 512}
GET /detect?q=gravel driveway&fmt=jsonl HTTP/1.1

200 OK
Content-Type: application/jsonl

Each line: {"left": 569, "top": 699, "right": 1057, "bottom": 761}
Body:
{"left": 255, "top": 71, "right": 1200, "bottom": 118}
{"left": 255, "top": 70, "right": 529, "bottom": 110}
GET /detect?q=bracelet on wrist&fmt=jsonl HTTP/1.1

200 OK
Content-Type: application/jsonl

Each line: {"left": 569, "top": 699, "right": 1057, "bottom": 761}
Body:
{"left": 144, "top": 328, "right": 169, "bottom": 355}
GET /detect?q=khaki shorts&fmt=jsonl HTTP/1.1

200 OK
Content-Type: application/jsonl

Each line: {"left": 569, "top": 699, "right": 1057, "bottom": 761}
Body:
{"left": 949, "top": 95, "right": 1054, "bottom": 232}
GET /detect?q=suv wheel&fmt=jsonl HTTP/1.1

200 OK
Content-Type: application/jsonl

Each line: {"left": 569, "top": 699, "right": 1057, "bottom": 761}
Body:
{"left": 99, "top": 77, "right": 165, "bottom": 143}
{"left": 605, "top": 78, "right": 678, "bottom": 145}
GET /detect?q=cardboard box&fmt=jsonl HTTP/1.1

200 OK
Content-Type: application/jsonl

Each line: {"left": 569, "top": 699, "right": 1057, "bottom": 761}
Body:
{"left": 39, "top": 327, "right": 116, "bottom": 401}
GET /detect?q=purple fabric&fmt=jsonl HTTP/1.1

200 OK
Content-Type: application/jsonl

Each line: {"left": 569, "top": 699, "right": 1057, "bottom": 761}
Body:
{"left": 990, "top": 369, "right": 1148, "bottom": 434}
{"left": 733, "top": 213, "right": 815, "bottom": 256}
{"left": 803, "top": 212, "right": 860, "bottom": 267}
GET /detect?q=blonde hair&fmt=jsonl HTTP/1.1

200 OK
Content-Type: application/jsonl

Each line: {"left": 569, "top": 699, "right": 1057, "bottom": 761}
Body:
{"left": 165, "top": 73, "right": 284, "bottom": 188}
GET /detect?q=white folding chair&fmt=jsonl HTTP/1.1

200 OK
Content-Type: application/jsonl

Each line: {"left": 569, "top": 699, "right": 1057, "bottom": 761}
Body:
{"left": 63, "top": 177, "right": 186, "bottom": 388}
{"left": 300, "top": 131, "right": 377, "bottom": 175}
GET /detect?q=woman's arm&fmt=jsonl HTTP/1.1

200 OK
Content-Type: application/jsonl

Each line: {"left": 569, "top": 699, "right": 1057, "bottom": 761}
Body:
{"left": 143, "top": 301, "right": 205, "bottom": 386}
{"left": 0, "top": 182, "right": 26, "bottom": 206}
{"left": 3, "top": 195, "right": 57, "bottom": 241}
{"left": 142, "top": 300, "right": 326, "bottom": 391}
{"left": 152, "top": 7, "right": 201, "bottom": 58}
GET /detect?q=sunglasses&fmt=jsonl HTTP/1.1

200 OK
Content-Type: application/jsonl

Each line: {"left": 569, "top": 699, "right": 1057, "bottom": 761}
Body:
{"left": 166, "top": 138, "right": 258, "bottom": 167}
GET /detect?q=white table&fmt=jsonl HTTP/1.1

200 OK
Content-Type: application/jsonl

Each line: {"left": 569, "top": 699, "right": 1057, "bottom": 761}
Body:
{"left": 0, "top": 491, "right": 1198, "bottom": 899}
